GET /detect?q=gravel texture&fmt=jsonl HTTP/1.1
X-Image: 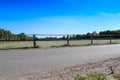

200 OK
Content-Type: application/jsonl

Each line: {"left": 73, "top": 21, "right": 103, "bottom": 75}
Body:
{"left": 9, "top": 57, "right": 120, "bottom": 80}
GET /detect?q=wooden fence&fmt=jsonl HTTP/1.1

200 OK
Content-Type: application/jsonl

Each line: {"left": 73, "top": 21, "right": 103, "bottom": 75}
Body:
{"left": 0, "top": 34, "right": 120, "bottom": 48}
{"left": 31, "top": 34, "right": 119, "bottom": 48}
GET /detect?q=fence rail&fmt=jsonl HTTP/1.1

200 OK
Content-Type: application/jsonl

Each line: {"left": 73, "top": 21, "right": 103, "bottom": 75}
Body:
{"left": 0, "top": 34, "right": 120, "bottom": 49}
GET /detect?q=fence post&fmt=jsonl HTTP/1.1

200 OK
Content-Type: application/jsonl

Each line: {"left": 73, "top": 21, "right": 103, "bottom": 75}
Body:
{"left": 33, "top": 34, "right": 37, "bottom": 48}
{"left": 67, "top": 35, "right": 70, "bottom": 46}
{"left": 110, "top": 35, "right": 112, "bottom": 44}
{"left": 90, "top": 34, "right": 93, "bottom": 45}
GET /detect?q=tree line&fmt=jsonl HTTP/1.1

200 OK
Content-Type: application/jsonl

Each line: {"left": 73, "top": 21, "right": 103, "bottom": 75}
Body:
{"left": 39, "top": 30, "right": 120, "bottom": 40}
{"left": 0, "top": 28, "right": 32, "bottom": 40}
{"left": 0, "top": 28, "right": 120, "bottom": 41}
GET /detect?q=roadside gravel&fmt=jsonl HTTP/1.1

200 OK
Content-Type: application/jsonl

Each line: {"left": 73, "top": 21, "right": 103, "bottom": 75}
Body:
{"left": 9, "top": 57, "right": 120, "bottom": 80}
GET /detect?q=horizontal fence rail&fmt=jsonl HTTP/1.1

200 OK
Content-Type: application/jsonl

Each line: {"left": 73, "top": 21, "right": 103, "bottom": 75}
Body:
{"left": 0, "top": 34, "right": 120, "bottom": 49}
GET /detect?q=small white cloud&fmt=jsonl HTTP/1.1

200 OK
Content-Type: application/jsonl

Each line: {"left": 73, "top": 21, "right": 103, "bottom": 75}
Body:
{"left": 99, "top": 12, "right": 120, "bottom": 17}
{"left": 116, "top": 13, "right": 120, "bottom": 16}
{"left": 99, "top": 12, "right": 110, "bottom": 16}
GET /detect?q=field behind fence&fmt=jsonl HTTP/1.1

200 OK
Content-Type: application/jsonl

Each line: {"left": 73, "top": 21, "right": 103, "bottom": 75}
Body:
{"left": 0, "top": 34, "right": 120, "bottom": 50}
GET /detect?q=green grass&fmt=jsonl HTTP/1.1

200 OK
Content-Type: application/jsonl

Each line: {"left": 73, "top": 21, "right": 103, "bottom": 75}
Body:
{"left": 75, "top": 72, "right": 120, "bottom": 80}
{"left": 87, "top": 73, "right": 107, "bottom": 80}
{"left": 75, "top": 73, "right": 107, "bottom": 80}
{"left": 0, "top": 39, "right": 120, "bottom": 50}
{"left": 75, "top": 75, "right": 86, "bottom": 80}
{"left": 113, "top": 73, "right": 120, "bottom": 80}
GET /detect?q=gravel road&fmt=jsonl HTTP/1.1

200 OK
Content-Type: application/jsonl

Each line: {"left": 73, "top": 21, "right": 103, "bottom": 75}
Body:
{"left": 0, "top": 44, "right": 120, "bottom": 79}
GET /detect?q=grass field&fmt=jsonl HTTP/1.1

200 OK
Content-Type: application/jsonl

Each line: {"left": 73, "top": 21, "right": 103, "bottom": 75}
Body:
{"left": 0, "top": 39, "right": 120, "bottom": 50}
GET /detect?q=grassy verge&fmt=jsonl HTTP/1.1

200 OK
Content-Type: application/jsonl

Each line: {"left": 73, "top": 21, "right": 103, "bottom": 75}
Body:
{"left": 0, "top": 40, "right": 120, "bottom": 50}
{"left": 75, "top": 72, "right": 120, "bottom": 80}
{"left": 113, "top": 73, "right": 120, "bottom": 80}
{"left": 75, "top": 73, "right": 107, "bottom": 80}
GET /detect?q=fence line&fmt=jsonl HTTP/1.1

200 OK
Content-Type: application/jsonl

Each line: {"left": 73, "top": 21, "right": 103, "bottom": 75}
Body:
{"left": 31, "top": 34, "right": 120, "bottom": 48}
{"left": 0, "top": 34, "right": 120, "bottom": 48}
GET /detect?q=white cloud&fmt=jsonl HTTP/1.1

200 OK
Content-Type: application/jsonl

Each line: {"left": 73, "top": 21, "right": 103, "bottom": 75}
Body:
{"left": 99, "top": 12, "right": 110, "bottom": 16}
{"left": 99, "top": 12, "right": 120, "bottom": 17}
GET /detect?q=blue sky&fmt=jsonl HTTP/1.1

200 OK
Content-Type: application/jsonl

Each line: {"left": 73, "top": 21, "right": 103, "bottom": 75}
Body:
{"left": 0, "top": 0, "right": 120, "bottom": 34}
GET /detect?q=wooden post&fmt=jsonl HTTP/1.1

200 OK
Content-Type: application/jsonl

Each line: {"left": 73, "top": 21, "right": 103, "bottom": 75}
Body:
{"left": 91, "top": 34, "right": 93, "bottom": 45}
{"left": 67, "top": 35, "right": 70, "bottom": 46}
{"left": 110, "top": 35, "right": 112, "bottom": 44}
{"left": 33, "top": 34, "right": 36, "bottom": 48}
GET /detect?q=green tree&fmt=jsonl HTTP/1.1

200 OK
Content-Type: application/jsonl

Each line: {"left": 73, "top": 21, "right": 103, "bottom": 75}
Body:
{"left": 17, "top": 33, "right": 26, "bottom": 40}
